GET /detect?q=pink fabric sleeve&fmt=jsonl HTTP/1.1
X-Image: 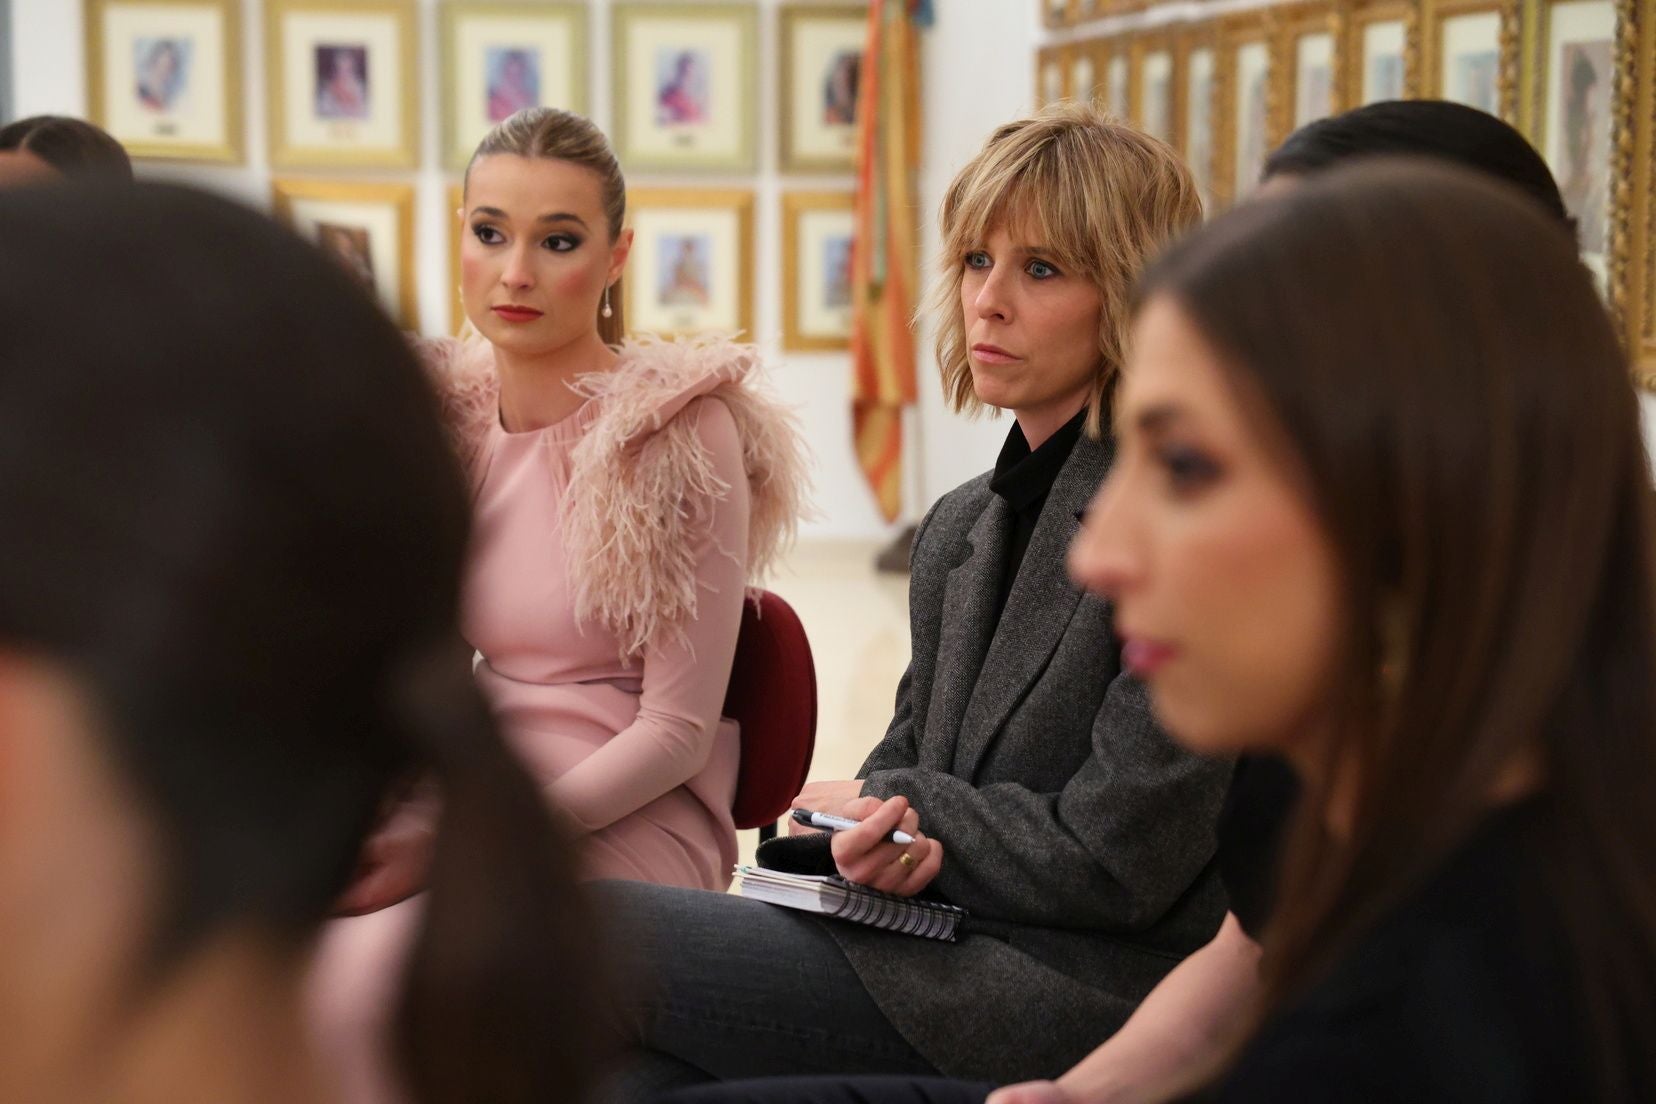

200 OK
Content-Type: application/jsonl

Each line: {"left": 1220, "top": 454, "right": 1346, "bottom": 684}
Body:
{"left": 547, "top": 396, "right": 750, "bottom": 833}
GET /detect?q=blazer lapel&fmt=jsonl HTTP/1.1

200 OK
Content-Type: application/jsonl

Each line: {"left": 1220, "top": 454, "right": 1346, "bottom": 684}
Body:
{"left": 952, "top": 433, "right": 1113, "bottom": 779}
{"left": 923, "top": 492, "right": 1011, "bottom": 771}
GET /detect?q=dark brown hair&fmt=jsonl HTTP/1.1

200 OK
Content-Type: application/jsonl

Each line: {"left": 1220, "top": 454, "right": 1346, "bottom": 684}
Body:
{"left": 1138, "top": 160, "right": 1656, "bottom": 1099}
{"left": 0, "top": 181, "right": 606, "bottom": 1103}
{"left": 464, "top": 106, "right": 626, "bottom": 344}
{"left": 0, "top": 115, "right": 132, "bottom": 181}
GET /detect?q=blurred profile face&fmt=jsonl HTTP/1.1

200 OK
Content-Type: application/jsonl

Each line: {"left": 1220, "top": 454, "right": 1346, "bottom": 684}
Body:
{"left": 461, "top": 154, "right": 630, "bottom": 355}
{"left": 1067, "top": 295, "right": 1343, "bottom": 757}
{"left": 959, "top": 217, "right": 1102, "bottom": 438}
{"left": 0, "top": 150, "right": 58, "bottom": 188}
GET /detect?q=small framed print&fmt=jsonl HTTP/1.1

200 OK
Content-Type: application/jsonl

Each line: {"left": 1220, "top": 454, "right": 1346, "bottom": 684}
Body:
{"left": 440, "top": 1, "right": 588, "bottom": 171}
{"left": 612, "top": 4, "right": 758, "bottom": 173}
{"left": 1282, "top": 6, "right": 1337, "bottom": 132}
{"left": 1423, "top": 0, "right": 1517, "bottom": 119}
{"left": 1099, "top": 37, "right": 1132, "bottom": 119}
{"left": 1037, "top": 46, "right": 1069, "bottom": 107}
{"left": 1341, "top": 1, "right": 1413, "bottom": 108}
{"left": 84, "top": 0, "right": 242, "bottom": 162}
{"left": 1178, "top": 27, "right": 1219, "bottom": 215}
{"left": 1218, "top": 13, "right": 1275, "bottom": 210}
{"left": 1528, "top": 0, "right": 1619, "bottom": 283}
{"left": 1070, "top": 40, "right": 1101, "bottom": 108}
{"left": 780, "top": 4, "right": 866, "bottom": 173}
{"left": 625, "top": 188, "right": 754, "bottom": 339}
{"left": 1131, "top": 34, "right": 1179, "bottom": 147}
{"left": 782, "top": 191, "right": 855, "bottom": 351}
{"left": 272, "top": 179, "right": 418, "bottom": 329}
{"left": 1041, "top": 0, "right": 1071, "bottom": 30}
{"left": 267, "top": 0, "right": 418, "bottom": 169}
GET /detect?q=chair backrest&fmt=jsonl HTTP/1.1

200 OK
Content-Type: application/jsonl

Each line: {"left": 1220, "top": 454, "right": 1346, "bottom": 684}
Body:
{"left": 724, "top": 589, "right": 818, "bottom": 830}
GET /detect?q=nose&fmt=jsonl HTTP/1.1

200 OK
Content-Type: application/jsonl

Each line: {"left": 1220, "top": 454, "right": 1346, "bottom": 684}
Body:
{"left": 500, "top": 241, "right": 536, "bottom": 290}
{"left": 1067, "top": 470, "right": 1140, "bottom": 601}
{"left": 972, "top": 263, "right": 1012, "bottom": 324}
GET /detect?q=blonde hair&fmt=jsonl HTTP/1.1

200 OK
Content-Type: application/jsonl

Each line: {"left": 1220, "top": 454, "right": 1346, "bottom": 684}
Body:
{"left": 929, "top": 101, "right": 1202, "bottom": 435}
{"left": 464, "top": 107, "right": 627, "bottom": 344}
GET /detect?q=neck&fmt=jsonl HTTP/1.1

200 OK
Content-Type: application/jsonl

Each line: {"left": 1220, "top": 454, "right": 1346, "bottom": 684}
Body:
{"left": 1013, "top": 400, "right": 1087, "bottom": 452}
{"left": 493, "top": 329, "right": 618, "bottom": 433}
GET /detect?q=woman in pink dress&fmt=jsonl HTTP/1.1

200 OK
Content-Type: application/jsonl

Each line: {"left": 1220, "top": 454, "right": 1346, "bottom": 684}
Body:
{"left": 308, "top": 105, "right": 808, "bottom": 1103}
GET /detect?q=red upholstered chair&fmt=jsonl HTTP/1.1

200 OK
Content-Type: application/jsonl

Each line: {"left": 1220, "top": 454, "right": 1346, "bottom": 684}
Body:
{"left": 724, "top": 590, "right": 818, "bottom": 842}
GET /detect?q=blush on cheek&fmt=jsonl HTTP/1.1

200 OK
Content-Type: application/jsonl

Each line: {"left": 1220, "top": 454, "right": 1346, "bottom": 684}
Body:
{"left": 555, "top": 269, "right": 597, "bottom": 299}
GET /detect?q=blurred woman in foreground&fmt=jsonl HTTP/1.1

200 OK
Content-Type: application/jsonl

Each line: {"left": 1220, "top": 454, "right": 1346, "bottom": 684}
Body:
{"left": 0, "top": 181, "right": 602, "bottom": 1104}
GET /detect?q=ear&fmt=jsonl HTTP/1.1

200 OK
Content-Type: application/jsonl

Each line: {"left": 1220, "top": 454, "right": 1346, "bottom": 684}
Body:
{"left": 608, "top": 227, "right": 634, "bottom": 286}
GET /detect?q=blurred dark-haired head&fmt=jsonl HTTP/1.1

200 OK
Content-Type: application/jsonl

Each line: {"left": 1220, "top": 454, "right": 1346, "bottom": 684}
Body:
{"left": 0, "top": 115, "right": 133, "bottom": 185}
{"left": 1263, "top": 100, "right": 1571, "bottom": 233}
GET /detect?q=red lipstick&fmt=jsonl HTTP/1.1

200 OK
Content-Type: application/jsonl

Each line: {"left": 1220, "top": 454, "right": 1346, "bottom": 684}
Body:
{"left": 492, "top": 305, "right": 543, "bottom": 323}
{"left": 1122, "top": 637, "right": 1178, "bottom": 678}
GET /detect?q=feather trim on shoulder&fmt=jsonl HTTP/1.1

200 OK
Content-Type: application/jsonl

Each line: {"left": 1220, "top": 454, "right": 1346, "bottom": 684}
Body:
{"left": 563, "top": 333, "right": 812, "bottom": 658}
{"left": 412, "top": 334, "right": 498, "bottom": 473}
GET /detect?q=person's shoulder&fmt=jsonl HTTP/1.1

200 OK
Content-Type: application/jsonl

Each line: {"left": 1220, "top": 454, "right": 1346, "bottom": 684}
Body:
{"left": 410, "top": 333, "right": 496, "bottom": 463}
{"left": 922, "top": 470, "right": 996, "bottom": 530}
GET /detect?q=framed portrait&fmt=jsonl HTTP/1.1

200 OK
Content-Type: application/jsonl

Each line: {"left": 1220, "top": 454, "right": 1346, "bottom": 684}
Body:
{"left": 266, "top": 0, "right": 417, "bottom": 169}
{"left": 1339, "top": 0, "right": 1414, "bottom": 108}
{"left": 1423, "top": 0, "right": 1518, "bottom": 119}
{"left": 439, "top": 2, "right": 588, "bottom": 171}
{"left": 782, "top": 191, "right": 856, "bottom": 352}
{"left": 1218, "top": 13, "right": 1276, "bottom": 210}
{"left": 84, "top": 0, "right": 242, "bottom": 162}
{"left": 780, "top": 4, "right": 866, "bottom": 173}
{"left": 612, "top": 4, "right": 757, "bottom": 173}
{"left": 1179, "top": 28, "right": 1219, "bottom": 215}
{"left": 1131, "top": 34, "right": 1179, "bottom": 147}
{"left": 1037, "top": 46, "right": 1069, "bottom": 107}
{"left": 625, "top": 188, "right": 754, "bottom": 339}
{"left": 1282, "top": 6, "right": 1337, "bottom": 132}
{"left": 1525, "top": 0, "right": 1619, "bottom": 285}
{"left": 272, "top": 179, "right": 418, "bottom": 329}
{"left": 1099, "top": 37, "right": 1132, "bottom": 119}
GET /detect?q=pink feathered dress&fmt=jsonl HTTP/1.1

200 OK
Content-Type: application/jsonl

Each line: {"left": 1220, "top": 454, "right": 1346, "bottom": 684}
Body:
{"left": 307, "top": 334, "right": 807, "bottom": 1104}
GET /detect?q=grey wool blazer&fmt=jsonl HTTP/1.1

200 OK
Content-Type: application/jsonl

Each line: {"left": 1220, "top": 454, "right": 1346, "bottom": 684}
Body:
{"left": 824, "top": 429, "right": 1231, "bottom": 1084}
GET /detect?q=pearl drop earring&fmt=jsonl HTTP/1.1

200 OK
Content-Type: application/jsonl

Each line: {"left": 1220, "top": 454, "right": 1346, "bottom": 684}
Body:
{"left": 601, "top": 285, "right": 614, "bottom": 319}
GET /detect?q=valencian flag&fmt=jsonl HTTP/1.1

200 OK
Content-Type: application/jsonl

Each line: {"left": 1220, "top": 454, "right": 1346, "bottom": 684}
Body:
{"left": 850, "top": 0, "right": 931, "bottom": 522}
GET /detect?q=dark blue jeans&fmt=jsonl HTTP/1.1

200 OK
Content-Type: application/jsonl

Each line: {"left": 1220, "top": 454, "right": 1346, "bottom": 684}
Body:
{"left": 596, "top": 880, "right": 941, "bottom": 1102}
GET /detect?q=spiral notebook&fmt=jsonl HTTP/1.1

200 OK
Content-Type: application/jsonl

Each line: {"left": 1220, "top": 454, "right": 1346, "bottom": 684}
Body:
{"left": 733, "top": 866, "right": 967, "bottom": 942}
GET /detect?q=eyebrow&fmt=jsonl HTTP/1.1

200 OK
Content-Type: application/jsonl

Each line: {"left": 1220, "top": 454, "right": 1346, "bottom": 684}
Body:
{"left": 470, "top": 207, "right": 590, "bottom": 229}
{"left": 1122, "top": 402, "right": 1188, "bottom": 436}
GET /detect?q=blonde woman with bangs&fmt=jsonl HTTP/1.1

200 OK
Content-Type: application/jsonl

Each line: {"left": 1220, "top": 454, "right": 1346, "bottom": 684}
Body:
{"left": 601, "top": 102, "right": 1232, "bottom": 1099}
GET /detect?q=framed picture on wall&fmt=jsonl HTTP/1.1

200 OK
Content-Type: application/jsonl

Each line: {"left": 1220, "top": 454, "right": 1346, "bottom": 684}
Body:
{"left": 612, "top": 4, "right": 757, "bottom": 173}
{"left": 782, "top": 191, "right": 855, "bottom": 351}
{"left": 625, "top": 188, "right": 753, "bottom": 339}
{"left": 1634, "top": 7, "right": 1656, "bottom": 389}
{"left": 1070, "top": 41, "right": 1100, "bottom": 107}
{"left": 1041, "top": 0, "right": 1071, "bottom": 30}
{"left": 780, "top": 4, "right": 866, "bottom": 173}
{"left": 439, "top": 1, "right": 588, "bottom": 171}
{"left": 1179, "top": 27, "right": 1218, "bottom": 215}
{"left": 1424, "top": 0, "right": 1516, "bottom": 119}
{"left": 266, "top": 0, "right": 418, "bottom": 169}
{"left": 1219, "top": 13, "right": 1275, "bottom": 209}
{"left": 84, "top": 0, "right": 243, "bottom": 162}
{"left": 1284, "top": 6, "right": 1337, "bottom": 132}
{"left": 1100, "top": 37, "right": 1131, "bottom": 119}
{"left": 1131, "top": 34, "right": 1178, "bottom": 147}
{"left": 1340, "top": 0, "right": 1413, "bottom": 107}
{"left": 1036, "top": 46, "right": 1068, "bottom": 107}
{"left": 449, "top": 183, "right": 467, "bottom": 334}
{"left": 272, "top": 179, "right": 418, "bottom": 328}
{"left": 1531, "top": 0, "right": 1619, "bottom": 283}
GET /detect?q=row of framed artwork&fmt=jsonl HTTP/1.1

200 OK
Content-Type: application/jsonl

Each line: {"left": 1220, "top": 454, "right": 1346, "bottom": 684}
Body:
{"left": 87, "top": 0, "right": 866, "bottom": 172}
{"left": 274, "top": 179, "right": 857, "bottom": 350}
{"left": 1037, "top": 0, "right": 1656, "bottom": 384}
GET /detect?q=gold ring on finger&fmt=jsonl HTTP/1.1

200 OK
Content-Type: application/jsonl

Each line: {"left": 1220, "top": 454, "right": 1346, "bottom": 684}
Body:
{"left": 897, "top": 851, "right": 917, "bottom": 869}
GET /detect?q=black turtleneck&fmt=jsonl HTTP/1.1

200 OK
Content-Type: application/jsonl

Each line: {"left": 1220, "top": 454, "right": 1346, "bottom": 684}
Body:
{"left": 987, "top": 406, "right": 1087, "bottom": 621}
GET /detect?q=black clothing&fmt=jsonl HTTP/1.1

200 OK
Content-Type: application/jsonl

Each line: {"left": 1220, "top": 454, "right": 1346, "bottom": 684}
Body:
{"left": 986, "top": 408, "right": 1086, "bottom": 621}
{"left": 1214, "top": 755, "right": 1300, "bottom": 939}
{"left": 659, "top": 1078, "right": 993, "bottom": 1104}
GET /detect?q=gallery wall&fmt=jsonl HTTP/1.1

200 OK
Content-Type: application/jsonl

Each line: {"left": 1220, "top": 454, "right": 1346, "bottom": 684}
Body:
{"left": 3, "top": 0, "right": 1038, "bottom": 541}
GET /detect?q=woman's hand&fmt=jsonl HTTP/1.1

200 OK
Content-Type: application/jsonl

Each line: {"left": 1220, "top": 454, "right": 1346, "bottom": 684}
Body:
{"left": 332, "top": 787, "right": 439, "bottom": 916}
{"left": 986, "top": 1082, "right": 1074, "bottom": 1104}
{"left": 789, "top": 778, "right": 866, "bottom": 833}
{"left": 829, "top": 795, "right": 943, "bottom": 896}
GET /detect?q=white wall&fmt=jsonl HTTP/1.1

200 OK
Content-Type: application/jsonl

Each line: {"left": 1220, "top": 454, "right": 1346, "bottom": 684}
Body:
{"left": 6, "top": 0, "right": 1049, "bottom": 538}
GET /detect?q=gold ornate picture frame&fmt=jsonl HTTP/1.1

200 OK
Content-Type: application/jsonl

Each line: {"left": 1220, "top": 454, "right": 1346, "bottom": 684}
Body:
{"left": 1071, "top": 38, "right": 1103, "bottom": 107}
{"left": 272, "top": 178, "right": 419, "bottom": 329}
{"left": 1131, "top": 29, "right": 1183, "bottom": 148}
{"left": 1095, "top": 34, "right": 1134, "bottom": 119}
{"left": 1037, "top": 45, "right": 1071, "bottom": 107}
{"left": 1338, "top": 0, "right": 1419, "bottom": 108}
{"left": 1278, "top": 2, "right": 1340, "bottom": 135}
{"left": 84, "top": 0, "right": 243, "bottom": 163}
{"left": 1216, "top": 10, "right": 1278, "bottom": 210}
{"left": 624, "top": 188, "right": 754, "bottom": 340}
{"left": 1178, "top": 22, "right": 1221, "bottom": 215}
{"left": 612, "top": 3, "right": 759, "bottom": 173}
{"left": 1420, "top": 0, "right": 1521, "bottom": 120}
{"left": 1628, "top": 0, "right": 1656, "bottom": 386}
{"left": 780, "top": 3, "right": 867, "bottom": 174}
{"left": 782, "top": 191, "right": 856, "bottom": 352}
{"left": 439, "top": 1, "right": 589, "bottom": 172}
{"left": 266, "top": 0, "right": 419, "bottom": 169}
